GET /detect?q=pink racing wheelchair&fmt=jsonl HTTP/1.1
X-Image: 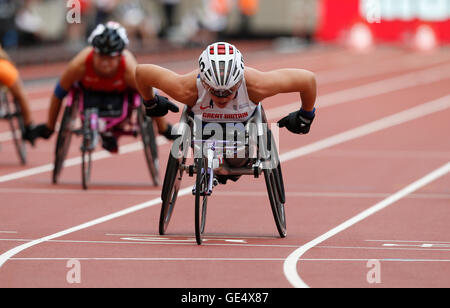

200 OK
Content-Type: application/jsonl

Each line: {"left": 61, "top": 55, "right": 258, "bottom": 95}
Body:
{"left": 52, "top": 85, "right": 159, "bottom": 190}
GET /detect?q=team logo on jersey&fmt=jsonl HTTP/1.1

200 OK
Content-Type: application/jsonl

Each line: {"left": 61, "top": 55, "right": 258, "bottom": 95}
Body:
{"left": 200, "top": 99, "right": 214, "bottom": 110}
{"left": 84, "top": 76, "right": 99, "bottom": 83}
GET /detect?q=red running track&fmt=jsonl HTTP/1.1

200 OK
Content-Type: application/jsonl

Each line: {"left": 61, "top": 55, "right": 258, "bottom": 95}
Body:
{"left": 0, "top": 43, "right": 449, "bottom": 288}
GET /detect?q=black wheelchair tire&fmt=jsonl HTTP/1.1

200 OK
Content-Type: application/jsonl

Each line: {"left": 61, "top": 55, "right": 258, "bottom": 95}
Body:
{"left": 137, "top": 106, "right": 160, "bottom": 186}
{"left": 159, "top": 153, "right": 185, "bottom": 235}
{"left": 9, "top": 99, "right": 27, "bottom": 165}
{"left": 195, "top": 157, "right": 208, "bottom": 245}
{"left": 267, "top": 130, "right": 286, "bottom": 204}
{"left": 52, "top": 104, "right": 76, "bottom": 184}
{"left": 264, "top": 167, "right": 287, "bottom": 238}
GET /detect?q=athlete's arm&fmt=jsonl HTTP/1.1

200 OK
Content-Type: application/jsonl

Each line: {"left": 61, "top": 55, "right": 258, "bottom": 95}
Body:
{"left": 245, "top": 67, "right": 317, "bottom": 111}
{"left": 0, "top": 59, "right": 32, "bottom": 127}
{"left": 135, "top": 64, "right": 198, "bottom": 106}
{"left": 245, "top": 67, "right": 317, "bottom": 134}
{"left": 123, "top": 49, "right": 139, "bottom": 90}
{"left": 46, "top": 48, "right": 89, "bottom": 131}
{"left": 35, "top": 47, "right": 89, "bottom": 139}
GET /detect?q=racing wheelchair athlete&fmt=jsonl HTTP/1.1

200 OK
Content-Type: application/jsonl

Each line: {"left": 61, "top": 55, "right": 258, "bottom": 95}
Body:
{"left": 0, "top": 45, "right": 38, "bottom": 164}
{"left": 33, "top": 22, "right": 173, "bottom": 188}
{"left": 136, "top": 42, "right": 317, "bottom": 244}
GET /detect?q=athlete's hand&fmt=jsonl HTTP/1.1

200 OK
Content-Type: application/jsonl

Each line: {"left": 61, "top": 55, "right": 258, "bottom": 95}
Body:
{"left": 34, "top": 124, "right": 54, "bottom": 140}
{"left": 143, "top": 95, "right": 179, "bottom": 117}
{"left": 277, "top": 108, "right": 315, "bottom": 135}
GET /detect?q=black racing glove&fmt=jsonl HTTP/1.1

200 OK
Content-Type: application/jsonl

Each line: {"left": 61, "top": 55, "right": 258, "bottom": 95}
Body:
{"left": 277, "top": 108, "right": 315, "bottom": 135}
{"left": 34, "top": 123, "right": 54, "bottom": 140}
{"left": 143, "top": 94, "right": 179, "bottom": 117}
{"left": 22, "top": 124, "right": 37, "bottom": 146}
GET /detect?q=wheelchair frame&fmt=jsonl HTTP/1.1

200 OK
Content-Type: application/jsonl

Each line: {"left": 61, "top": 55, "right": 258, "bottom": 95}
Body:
{"left": 52, "top": 86, "right": 160, "bottom": 189}
{"left": 159, "top": 104, "right": 286, "bottom": 245}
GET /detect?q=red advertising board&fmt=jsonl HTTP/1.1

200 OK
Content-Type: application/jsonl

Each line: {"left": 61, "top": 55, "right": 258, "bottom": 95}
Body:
{"left": 316, "top": 0, "right": 450, "bottom": 45}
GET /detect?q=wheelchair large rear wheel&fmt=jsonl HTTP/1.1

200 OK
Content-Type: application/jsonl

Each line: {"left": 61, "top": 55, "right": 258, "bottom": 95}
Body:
{"left": 268, "top": 130, "right": 286, "bottom": 204}
{"left": 264, "top": 166, "right": 287, "bottom": 238}
{"left": 137, "top": 106, "right": 159, "bottom": 186}
{"left": 53, "top": 104, "right": 77, "bottom": 184}
{"left": 7, "top": 98, "right": 27, "bottom": 165}
{"left": 159, "top": 152, "right": 185, "bottom": 235}
{"left": 195, "top": 157, "right": 209, "bottom": 245}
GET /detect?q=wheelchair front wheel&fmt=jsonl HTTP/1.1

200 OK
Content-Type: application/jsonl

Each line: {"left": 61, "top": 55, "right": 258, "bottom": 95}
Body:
{"left": 81, "top": 150, "right": 92, "bottom": 190}
{"left": 195, "top": 157, "right": 209, "bottom": 245}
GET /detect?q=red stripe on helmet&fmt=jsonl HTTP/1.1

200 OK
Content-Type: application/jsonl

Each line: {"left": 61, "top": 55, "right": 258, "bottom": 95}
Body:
{"left": 217, "top": 44, "right": 226, "bottom": 55}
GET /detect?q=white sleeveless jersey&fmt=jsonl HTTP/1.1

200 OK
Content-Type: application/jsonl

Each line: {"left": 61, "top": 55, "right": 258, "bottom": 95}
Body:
{"left": 191, "top": 77, "right": 258, "bottom": 123}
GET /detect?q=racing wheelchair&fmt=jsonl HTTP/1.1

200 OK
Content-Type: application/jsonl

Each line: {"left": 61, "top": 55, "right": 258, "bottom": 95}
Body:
{"left": 52, "top": 85, "right": 159, "bottom": 190}
{"left": 159, "top": 105, "right": 286, "bottom": 245}
{"left": 0, "top": 86, "right": 27, "bottom": 165}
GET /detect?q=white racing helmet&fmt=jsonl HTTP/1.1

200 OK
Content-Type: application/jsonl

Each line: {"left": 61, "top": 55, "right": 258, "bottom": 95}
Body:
{"left": 88, "top": 21, "right": 129, "bottom": 56}
{"left": 198, "top": 42, "right": 245, "bottom": 97}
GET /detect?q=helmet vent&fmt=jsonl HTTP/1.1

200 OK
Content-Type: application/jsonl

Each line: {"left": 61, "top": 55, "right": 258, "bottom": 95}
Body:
{"left": 204, "top": 69, "right": 212, "bottom": 82}
{"left": 224, "top": 60, "right": 233, "bottom": 86}
{"left": 211, "top": 60, "right": 220, "bottom": 86}
{"left": 219, "top": 61, "right": 226, "bottom": 86}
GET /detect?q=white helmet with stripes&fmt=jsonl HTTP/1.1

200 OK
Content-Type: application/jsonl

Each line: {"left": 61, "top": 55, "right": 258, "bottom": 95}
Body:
{"left": 198, "top": 42, "right": 244, "bottom": 97}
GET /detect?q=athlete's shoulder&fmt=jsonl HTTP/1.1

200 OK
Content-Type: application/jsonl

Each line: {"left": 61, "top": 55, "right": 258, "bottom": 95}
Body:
{"left": 77, "top": 47, "right": 94, "bottom": 61}
{"left": 122, "top": 49, "right": 137, "bottom": 67}
{"left": 244, "top": 67, "right": 268, "bottom": 102}
{"left": 244, "top": 66, "right": 268, "bottom": 86}
{"left": 66, "top": 47, "right": 91, "bottom": 79}
{"left": 178, "top": 69, "right": 199, "bottom": 106}
{"left": 70, "top": 47, "right": 92, "bottom": 68}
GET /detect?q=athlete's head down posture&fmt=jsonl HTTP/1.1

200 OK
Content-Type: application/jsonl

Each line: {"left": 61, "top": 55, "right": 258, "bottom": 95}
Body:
{"left": 135, "top": 42, "right": 317, "bottom": 134}
{"left": 34, "top": 22, "right": 175, "bottom": 151}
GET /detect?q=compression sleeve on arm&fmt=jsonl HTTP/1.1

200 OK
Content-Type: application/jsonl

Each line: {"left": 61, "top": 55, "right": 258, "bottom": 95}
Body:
{"left": 54, "top": 81, "right": 69, "bottom": 100}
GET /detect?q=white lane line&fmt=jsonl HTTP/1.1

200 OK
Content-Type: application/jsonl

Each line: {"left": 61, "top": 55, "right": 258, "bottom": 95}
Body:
{"left": 0, "top": 231, "right": 17, "bottom": 234}
{"left": 0, "top": 137, "right": 165, "bottom": 183}
{"left": 0, "top": 186, "right": 191, "bottom": 268}
{"left": 267, "top": 62, "right": 450, "bottom": 120}
{"left": 316, "top": 53, "right": 450, "bottom": 85}
{"left": 211, "top": 191, "right": 450, "bottom": 200}
{"left": 0, "top": 187, "right": 161, "bottom": 196}
{"left": 0, "top": 130, "right": 17, "bottom": 142}
{"left": 312, "top": 149, "right": 450, "bottom": 160}
{"left": 1, "top": 94, "right": 449, "bottom": 269}
{"left": 1, "top": 187, "right": 449, "bottom": 200}
{"left": 0, "top": 237, "right": 299, "bottom": 248}
{"left": 283, "top": 161, "right": 450, "bottom": 288}
{"left": 366, "top": 239, "right": 450, "bottom": 244}
{"left": 314, "top": 245, "right": 450, "bottom": 252}
{"left": 8, "top": 257, "right": 450, "bottom": 262}
{"left": 105, "top": 233, "right": 277, "bottom": 240}
{"left": 9, "top": 257, "right": 286, "bottom": 261}
{"left": 279, "top": 94, "right": 450, "bottom": 162}
{"left": 3, "top": 237, "right": 450, "bottom": 251}
{"left": 382, "top": 243, "right": 450, "bottom": 248}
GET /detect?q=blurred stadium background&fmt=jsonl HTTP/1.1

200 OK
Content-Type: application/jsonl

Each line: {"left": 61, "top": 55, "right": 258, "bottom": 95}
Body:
{"left": 2, "top": 0, "right": 449, "bottom": 65}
